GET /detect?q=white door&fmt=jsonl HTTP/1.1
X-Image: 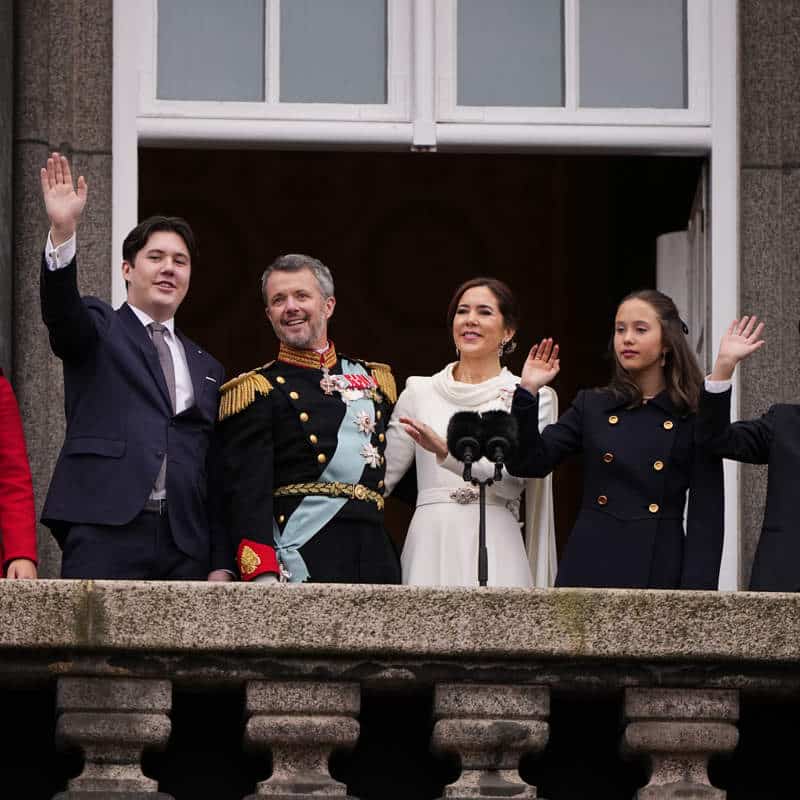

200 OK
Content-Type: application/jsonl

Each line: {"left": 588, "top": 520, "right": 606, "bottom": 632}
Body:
{"left": 656, "top": 163, "right": 710, "bottom": 372}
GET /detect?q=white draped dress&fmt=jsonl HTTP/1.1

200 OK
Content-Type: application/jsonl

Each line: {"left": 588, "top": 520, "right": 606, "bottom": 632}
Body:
{"left": 384, "top": 363, "right": 557, "bottom": 588}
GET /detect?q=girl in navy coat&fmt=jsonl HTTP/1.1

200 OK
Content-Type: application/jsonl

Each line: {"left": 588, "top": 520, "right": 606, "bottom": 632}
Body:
{"left": 508, "top": 290, "right": 724, "bottom": 589}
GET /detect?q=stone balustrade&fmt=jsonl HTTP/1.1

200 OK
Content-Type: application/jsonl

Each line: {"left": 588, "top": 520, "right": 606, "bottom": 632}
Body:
{"left": 1, "top": 581, "right": 799, "bottom": 799}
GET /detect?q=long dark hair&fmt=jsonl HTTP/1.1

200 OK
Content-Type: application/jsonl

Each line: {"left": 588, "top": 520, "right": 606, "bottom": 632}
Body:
{"left": 446, "top": 277, "right": 520, "bottom": 356}
{"left": 606, "top": 289, "right": 703, "bottom": 414}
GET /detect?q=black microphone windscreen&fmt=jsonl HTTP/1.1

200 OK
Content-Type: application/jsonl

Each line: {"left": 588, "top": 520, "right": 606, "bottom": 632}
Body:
{"left": 481, "top": 410, "right": 519, "bottom": 444}
{"left": 481, "top": 410, "right": 519, "bottom": 462}
{"left": 446, "top": 411, "right": 482, "bottom": 461}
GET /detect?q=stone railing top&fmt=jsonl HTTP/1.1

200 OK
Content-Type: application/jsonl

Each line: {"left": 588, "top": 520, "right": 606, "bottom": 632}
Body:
{"left": 1, "top": 580, "right": 798, "bottom": 664}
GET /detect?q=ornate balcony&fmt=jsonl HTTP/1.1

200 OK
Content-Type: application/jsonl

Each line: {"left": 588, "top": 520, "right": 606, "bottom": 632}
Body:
{"left": 0, "top": 581, "right": 798, "bottom": 799}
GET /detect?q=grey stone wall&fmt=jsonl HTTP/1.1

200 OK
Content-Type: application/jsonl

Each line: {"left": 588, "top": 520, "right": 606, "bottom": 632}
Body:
{"left": 12, "top": 0, "right": 113, "bottom": 577}
{"left": 0, "top": 1, "right": 12, "bottom": 377}
{"left": 739, "top": 0, "right": 800, "bottom": 586}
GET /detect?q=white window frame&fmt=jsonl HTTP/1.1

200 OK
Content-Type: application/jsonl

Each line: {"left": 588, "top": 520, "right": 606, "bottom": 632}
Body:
{"left": 112, "top": 0, "right": 739, "bottom": 589}
{"left": 436, "top": 0, "right": 710, "bottom": 126}
{"left": 136, "top": 0, "right": 412, "bottom": 123}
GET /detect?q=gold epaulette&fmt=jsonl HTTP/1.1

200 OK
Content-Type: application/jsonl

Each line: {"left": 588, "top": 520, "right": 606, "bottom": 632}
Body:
{"left": 366, "top": 361, "right": 397, "bottom": 404}
{"left": 218, "top": 363, "right": 274, "bottom": 421}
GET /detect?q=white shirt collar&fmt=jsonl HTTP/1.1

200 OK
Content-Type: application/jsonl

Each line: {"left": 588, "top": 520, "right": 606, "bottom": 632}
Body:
{"left": 128, "top": 303, "right": 176, "bottom": 336}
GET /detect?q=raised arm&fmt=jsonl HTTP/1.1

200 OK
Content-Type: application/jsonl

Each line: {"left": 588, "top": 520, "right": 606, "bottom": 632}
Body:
{"left": 507, "top": 339, "right": 582, "bottom": 478}
{"left": 708, "top": 315, "right": 765, "bottom": 383}
{"left": 39, "top": 153, "right": 101, "bottom": 362}
{"left": 697, "top": 315, "right": 772, "bottom": 463}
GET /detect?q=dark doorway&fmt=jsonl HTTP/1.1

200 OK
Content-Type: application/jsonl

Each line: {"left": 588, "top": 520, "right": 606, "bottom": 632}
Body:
{"left": 139, "top": 149, "right": 703, "bottom": 554}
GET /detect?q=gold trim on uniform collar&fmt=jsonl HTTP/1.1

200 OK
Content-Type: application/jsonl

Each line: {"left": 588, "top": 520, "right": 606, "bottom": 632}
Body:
{"left": 277, "top": 341, "right": 337, "bottom": 370}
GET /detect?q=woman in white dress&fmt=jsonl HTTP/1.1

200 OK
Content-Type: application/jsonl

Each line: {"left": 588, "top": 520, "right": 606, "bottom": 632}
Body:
{"left": 384, "top": 278, "right": 557, "bottom": 587}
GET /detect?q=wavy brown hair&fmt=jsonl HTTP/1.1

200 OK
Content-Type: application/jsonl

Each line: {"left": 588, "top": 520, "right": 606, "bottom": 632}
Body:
{"left": 607, "top": 289, "right": 703, "bottom": 414}
{"left": 446, "top": 277, "right": 520, "bottom": 357}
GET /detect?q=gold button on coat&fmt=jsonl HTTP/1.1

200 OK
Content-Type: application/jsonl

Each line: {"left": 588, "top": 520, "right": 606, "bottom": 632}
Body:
{"left": 317, "top": 453, "right": 327, "bottom": 464}
{"left": 378, "top": 433, "right": 385, "bottom": 442}
{"left": 376, "top": 410, "right": 382, "bottom": 420}
{"left": 603, "top": 452, "right": 614, "bottom": 463}
{"left": 299, "top": 412, "right": 309, "bottom": 422}
{"left": 663, "top": 420, "right": 674, "bottom": 430}
{"left": 608, "top": 415, "right": 619, "bottom": 425}
{"left": 309, "top": 434, "right": 318, "bottom": 444}
{"left": 653, "top": 460, "right": 664, "bottom": 471}
{"left": 649, "top": 503, "right": 659, "bottom": 513}
{"left": 278, "top": 514, "right": 285, "bottom": 524}
{"left": 276, "top": 376, "right": 285, "bottom": 384}
{"left": 289, "top": 391, "right": 299, "bottom": 400}
{"left": 378, "top": 480, "right": 384, "bottom": 489}
{"left": 597, "top": 495, "right": 608, "bottom": 506}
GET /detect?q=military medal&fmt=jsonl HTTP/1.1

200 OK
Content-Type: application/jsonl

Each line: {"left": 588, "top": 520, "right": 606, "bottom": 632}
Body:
{"left": 323, "top": 372, "right": 379, "bottom": 405}
{"left": 320, "top": 367, "right": 337, "bottom": 396}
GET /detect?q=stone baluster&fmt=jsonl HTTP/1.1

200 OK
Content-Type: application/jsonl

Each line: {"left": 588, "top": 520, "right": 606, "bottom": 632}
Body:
{"left": 432, "top": 683, "right": 550, "bottom": 799}
{"left": 54, "top": 676, "right": 173, "bottom": 799}
{"left": 244, "top": 680, "right": 360, "bottom": 800}
{"left": 623, "top": 688, "right": 739, "bottom": 799}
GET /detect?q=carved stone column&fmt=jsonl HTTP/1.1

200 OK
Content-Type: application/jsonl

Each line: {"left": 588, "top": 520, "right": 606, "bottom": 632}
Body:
{"left": 623, "top": 688, "right": 739, "bottom": 799}
{"left": 432, "top": 684, "right": 549, "bottom": 799}
{"left": 244, "top": 680, "right": 360, "bottom": 800}
{"left": 54, "top": 676, "right": 172, "bottom": 799}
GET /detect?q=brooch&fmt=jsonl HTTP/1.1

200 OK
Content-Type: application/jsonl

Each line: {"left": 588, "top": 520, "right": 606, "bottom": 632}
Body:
{"left": 450, "top": 486, "right": 479, "bottom": 504}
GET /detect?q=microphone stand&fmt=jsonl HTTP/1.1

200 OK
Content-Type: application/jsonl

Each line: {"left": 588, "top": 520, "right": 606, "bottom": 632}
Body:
{"left": 462, "top": 462, "right": 504, "bottom": 588}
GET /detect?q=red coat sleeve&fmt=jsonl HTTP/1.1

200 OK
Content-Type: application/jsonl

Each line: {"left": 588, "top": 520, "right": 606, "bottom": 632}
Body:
{"left": 0, "top": 376, "right": 38, "bottom": 571}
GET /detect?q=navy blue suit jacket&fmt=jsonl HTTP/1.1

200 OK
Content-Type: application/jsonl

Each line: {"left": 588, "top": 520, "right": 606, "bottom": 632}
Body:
{"left": 40, "top": 255, "right": 229, "bottom": 571}
{"left": 697, "top": 388, "right": 800, "bottom": 591}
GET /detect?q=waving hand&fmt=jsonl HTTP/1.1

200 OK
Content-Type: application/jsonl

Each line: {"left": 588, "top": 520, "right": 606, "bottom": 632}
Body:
{"left": 520, "top": 338, "right": 561, "bottom": 394}
{"left": 40, "top": 152, "right": 88, "bottom": 246}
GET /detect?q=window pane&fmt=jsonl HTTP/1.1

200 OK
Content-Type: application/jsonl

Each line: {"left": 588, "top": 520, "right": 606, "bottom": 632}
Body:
{"left": 579, "top": 0, "right": 687, "bottom": 108}
{"left": 457, "top": 0, "right": 564, "bottom": 107}
{"left": 157, "top": 0, "right": 264, "bottom": 101}
{"left": 280, "top": 0, "right": 387, "bottom": 104}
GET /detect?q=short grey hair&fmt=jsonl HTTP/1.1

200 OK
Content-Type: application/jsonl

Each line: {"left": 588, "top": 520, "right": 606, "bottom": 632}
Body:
{"left": 260, "top": 253, "right": 335, "bottom": 305}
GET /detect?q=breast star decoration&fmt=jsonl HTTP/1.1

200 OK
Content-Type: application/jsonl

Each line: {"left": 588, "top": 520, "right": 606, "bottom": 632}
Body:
{"left": 354, "top": 410, "right": 376, "bottom": 435}
{"left": 360, "top": 442, "right": 382, "bottom": 469}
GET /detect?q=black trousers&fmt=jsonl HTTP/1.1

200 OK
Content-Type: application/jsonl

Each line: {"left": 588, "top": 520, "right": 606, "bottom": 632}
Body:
{"left": 60, "top": 508, "right": 208, "bottom": 580}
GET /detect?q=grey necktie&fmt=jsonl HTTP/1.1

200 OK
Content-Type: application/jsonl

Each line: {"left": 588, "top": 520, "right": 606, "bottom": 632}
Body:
{"left": 148, "top": 322, "right": 176, "bottom": 494}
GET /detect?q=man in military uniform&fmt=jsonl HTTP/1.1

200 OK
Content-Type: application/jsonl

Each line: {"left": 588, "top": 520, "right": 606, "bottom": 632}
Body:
{"left": 219, "top": 253, "right": 400, "bottom": 584}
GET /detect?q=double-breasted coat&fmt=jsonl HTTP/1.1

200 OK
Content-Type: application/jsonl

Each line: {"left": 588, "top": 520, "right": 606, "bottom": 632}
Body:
{"left": 508, "top": 387, "right": 724, "bottom": 589}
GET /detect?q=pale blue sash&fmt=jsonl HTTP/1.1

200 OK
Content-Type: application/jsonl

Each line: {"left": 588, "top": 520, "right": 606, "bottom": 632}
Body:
{"left": 274, "top": 359, "right": 375, "bottom": 582}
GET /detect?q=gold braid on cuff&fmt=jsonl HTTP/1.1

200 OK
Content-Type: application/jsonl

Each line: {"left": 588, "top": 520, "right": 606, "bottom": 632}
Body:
{"left": 274, "top": 482, "right": 385, "bottom": 511}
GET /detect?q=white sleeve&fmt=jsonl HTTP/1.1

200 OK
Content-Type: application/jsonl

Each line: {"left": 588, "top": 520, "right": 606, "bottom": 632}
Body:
{"left": 383, "top": 384, "right": 417, "bottom": 495}
{"left": 44, "top": 232, "right": 77, "bottom": 270}
{"left": 704, "top": 378, "right": 733, "bottom": 394}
